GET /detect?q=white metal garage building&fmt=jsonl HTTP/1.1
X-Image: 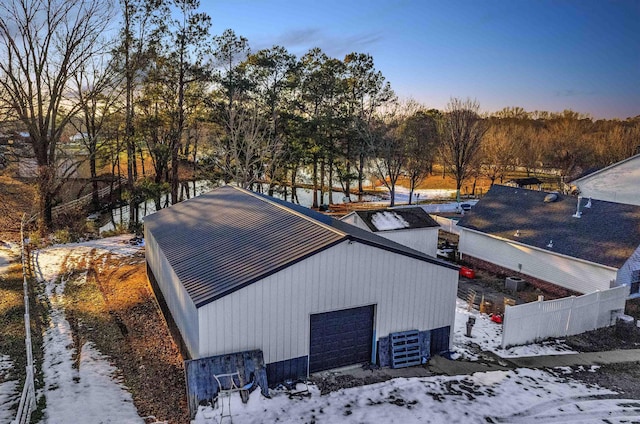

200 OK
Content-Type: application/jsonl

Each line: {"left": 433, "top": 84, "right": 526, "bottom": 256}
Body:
{"left": 144, "top": 185, "right": 459, "bottom": 385}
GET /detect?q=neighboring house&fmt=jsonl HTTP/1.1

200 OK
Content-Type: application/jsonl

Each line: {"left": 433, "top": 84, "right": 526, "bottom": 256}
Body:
{"left": 505, "top": 177, "right": 543, "bottom": 190}
{"left": 144, "top": 185, "right": 459, "bottom": 385}
{"left": 340, "top": 207, "right": 440, "bottom": 257}
{"left": 569, "top": 153, "right": 640, "bottom": 206}
{"left": 456, "top": 184, "right": 640, "bottom": 298}
{"left": 11, "top": 131, "right": 90, "bottom": 179}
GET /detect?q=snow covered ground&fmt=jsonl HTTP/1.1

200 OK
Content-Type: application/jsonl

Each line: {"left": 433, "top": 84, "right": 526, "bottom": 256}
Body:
{"left": 0, "top": 355, "right": 17, "bottom": 424}
{"left": 192, "top": 299, "right": 601, "bottom": 424}
{"left": 193, "top": 367, "right": 639, "bottom": 424}
{"left": 2, "top": 236, "right": 638, "bottom": 424}
{"left": 0, "top": 244, "right": 19, "bottom": 424}
{"left": 34, "top": 235, "right": 144, "bottom": 424}
{"left": 452, "top": 298, "right": 577, "bottom": 360}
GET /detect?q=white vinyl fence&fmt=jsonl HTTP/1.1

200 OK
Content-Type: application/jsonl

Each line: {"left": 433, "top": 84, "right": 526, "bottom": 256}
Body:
{"left": 430, "top": 215, "right": 460, "bottom": 235}
{"left": 13, "top": 215, "right": 36, "bottom": 424}
{"left": 501, "top": 285, "right": 630, "bottom": 348}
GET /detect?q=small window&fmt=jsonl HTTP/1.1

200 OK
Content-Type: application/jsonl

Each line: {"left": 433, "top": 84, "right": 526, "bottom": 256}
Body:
{"left": 631, "top": 270, "right": 640, "bottom": 295}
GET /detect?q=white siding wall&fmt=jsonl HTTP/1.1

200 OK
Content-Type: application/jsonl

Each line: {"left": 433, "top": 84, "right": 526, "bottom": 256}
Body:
{"left": 575, "top": 155, "right": 640, "bottom": 206}
{"left": 617, "top": 245, "right": 640, "bottom": 296}
{"left": 197, "top": 240, "right": 458, "bottom": 363}
{"left": 145, "top": 228, "right": 200, "bottom": 356}
{"left": 459, "top": 230, "right": 617, "bottom": 294}
{"left": 376, "top": 228, "right": 439, "bottom": 257}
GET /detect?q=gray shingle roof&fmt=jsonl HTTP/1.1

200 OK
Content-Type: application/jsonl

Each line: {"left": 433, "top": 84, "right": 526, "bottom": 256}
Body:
{"left": 456, "top": 184, "right": 640, "bottom": 269}
{"left": 354, "top": 207, "right": 440, "bottom": 232}
{"left": 144, "top": 186, "right": 457, "bottom": 307}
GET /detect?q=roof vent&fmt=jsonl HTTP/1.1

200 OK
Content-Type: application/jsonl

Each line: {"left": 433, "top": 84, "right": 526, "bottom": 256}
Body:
{"left": 547, "top": 240, "right": 553, "bottom": 248}
{"left": 514, "top": 229, "right": 521, "bottom": 237}
{"left": 572, "top": 196, "right": 583, "bottom": 218}
{"left": 544, "top": 193, "right": 558, "bottom": 203}
{"left": 585, "top": 197, "right": 592, "bottom": 208}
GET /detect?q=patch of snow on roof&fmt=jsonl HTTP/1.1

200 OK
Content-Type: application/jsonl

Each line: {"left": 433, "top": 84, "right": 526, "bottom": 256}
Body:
{"left": 370, "top": 211, "right": 410, "bottom": 231}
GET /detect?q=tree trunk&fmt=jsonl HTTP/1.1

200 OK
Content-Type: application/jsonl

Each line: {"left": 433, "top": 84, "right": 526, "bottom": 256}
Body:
{"left": 344, "top": 158, "right": 352, "bottom": 201}
{"left": 320, "top": 159, "right": 326, "bottom": 206}
{"left": 389, "top": 183, "right": 395, "bottom": 207}
{"left": 291, "top": 166, "right": 299, "bottom": 204}
{"left": 357, "top": 151, "right": 365, "bottom": 198}
{"left": 37, "top": 165, "right": 54, "bottom": 234}
{"left": 312, "top": 156, "right": 319, "bottom": 209}
{"left": 328, "top": 157, "right": 334, "bottom": 205}
{"left": 90, "top": 147, "right": 99, "bottom": 211}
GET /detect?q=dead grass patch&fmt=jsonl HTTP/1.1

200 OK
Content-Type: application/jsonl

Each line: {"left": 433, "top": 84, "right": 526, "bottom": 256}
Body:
{"left": 0, "top": 262, "right": 27, "bottom": 373}
{"left": 63, "top": 249, "right": 188, "bottom": 424}
{"left": 0, "top": 255, "right": 47, "bottom": 419}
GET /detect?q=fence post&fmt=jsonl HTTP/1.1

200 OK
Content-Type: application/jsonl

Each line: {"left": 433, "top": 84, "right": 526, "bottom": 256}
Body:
{"left": 533, "top": 296, "right": 542, "bottom": 342}
{"left": 564, "top": 295, "right": 575, "bottom": 334}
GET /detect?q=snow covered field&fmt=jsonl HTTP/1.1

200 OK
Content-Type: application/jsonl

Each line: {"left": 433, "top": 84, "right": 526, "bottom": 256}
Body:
{"left": 194, "top": 367, "right": 636, "bottom": 424}
{"left": 1, "top": 236, "right": 639, "bottom": 424}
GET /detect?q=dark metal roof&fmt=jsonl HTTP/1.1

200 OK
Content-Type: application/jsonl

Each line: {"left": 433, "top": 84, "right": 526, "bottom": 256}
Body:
{"left": 144, "top": 186, "right": 457, "bottom": 308}
{"left": 506, "top": 177, "right": 543, "bottom": 187}
{"left": 456, "top": 184, "right": 640, "bottom": 268}
{"left": 353, "top": 207, "right": 440, "bottom": 232}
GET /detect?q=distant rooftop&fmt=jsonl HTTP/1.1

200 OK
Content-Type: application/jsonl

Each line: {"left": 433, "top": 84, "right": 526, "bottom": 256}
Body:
{"left": 505, "top": 177, "right": 543, "bottom": 187}
{"left": 456, "top": 184, "right": 640, "bottom": 268}
{"left": 353, "top": 207, "right": 440, "bottom": 232}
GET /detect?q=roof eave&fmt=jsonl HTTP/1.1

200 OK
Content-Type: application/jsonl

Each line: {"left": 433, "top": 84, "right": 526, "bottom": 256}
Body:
{"left": 459, "top": 227, "right": 620, "bottom": 271}
{"left": 347, "top": 235, "right": 459, "bottom": 271}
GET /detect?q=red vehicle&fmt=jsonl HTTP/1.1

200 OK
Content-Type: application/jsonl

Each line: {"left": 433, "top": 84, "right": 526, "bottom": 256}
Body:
{"left": 459, "top": 266, "right": 475, "bottom": 279}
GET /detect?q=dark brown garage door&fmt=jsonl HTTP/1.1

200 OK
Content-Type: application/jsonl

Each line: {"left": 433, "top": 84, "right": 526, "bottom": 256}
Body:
{"left": 309, "top": 305, "right": 374, "bottom": 373}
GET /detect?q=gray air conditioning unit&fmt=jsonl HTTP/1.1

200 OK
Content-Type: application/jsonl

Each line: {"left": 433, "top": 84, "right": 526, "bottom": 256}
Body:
{"left": 505, "top": 276, "right": 526, "bottom": 292}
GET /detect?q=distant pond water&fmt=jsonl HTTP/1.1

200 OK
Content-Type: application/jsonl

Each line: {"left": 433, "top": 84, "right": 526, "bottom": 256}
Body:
{"left": 98, "top": 181, "right": 380, "bottom": 234}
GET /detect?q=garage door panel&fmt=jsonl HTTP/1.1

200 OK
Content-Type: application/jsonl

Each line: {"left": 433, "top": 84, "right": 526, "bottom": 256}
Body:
{"left": 309, "top": 305, "right": 374, "bottom": 373}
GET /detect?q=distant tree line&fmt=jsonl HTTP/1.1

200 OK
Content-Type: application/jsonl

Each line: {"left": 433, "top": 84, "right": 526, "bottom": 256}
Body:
{"left": 0, "top": 0, "right": 638, "bottom": 233}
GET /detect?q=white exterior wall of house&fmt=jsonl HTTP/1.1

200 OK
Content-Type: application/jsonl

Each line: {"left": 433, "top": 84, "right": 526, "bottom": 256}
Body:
{"left": 196, "top": 240, "right": 458, "bottom": 363}
{"left": 375, "top": 228, "right": 439, "bottom": 257}
{"left": 573, "top": 154, "right": 640, "bottom": 206}
{"left": 145, "top": 227, "right": 200, "bottom": 356}
{"left": 617, "top": 245, "right": 640, "bottom": 298}
{"left": 340, "top": 212, "right": 439, "bottom": 256}
{"left": 459, "top": 229, "right": 617, "bottom": 294}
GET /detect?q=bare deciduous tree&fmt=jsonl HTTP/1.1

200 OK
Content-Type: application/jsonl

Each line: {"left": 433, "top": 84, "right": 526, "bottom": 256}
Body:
{"left": 71, "top": 54, "right": 123, "bottom": 210}
{"left": 222, "top": 105, "right": 282, "bottom": 189}
{"left": 438, "top": 98, "right": 488, "bottom": 202}
{"left": 0, "top": 0, "right": 113, "bottom": 231}
{"left": 400, "top": 107, "right": 440, "bottom": 204}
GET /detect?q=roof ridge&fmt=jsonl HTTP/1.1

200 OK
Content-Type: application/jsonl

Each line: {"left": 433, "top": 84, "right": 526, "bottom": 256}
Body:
{"left": 230, "top": 185, "right": 347, "bottom": 237}
{"left": 572, "top": 153, "right": 640, "bottom": 183}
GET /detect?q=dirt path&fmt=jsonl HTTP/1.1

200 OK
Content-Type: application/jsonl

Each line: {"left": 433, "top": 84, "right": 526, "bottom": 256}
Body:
{"left": 34, "top": 239, "right": 188, "bottom": 423}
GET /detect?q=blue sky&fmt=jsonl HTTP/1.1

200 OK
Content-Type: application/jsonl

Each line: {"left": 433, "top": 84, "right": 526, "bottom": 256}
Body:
{"left": 201, "top": 0, "right": 640, "bottom": 119}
